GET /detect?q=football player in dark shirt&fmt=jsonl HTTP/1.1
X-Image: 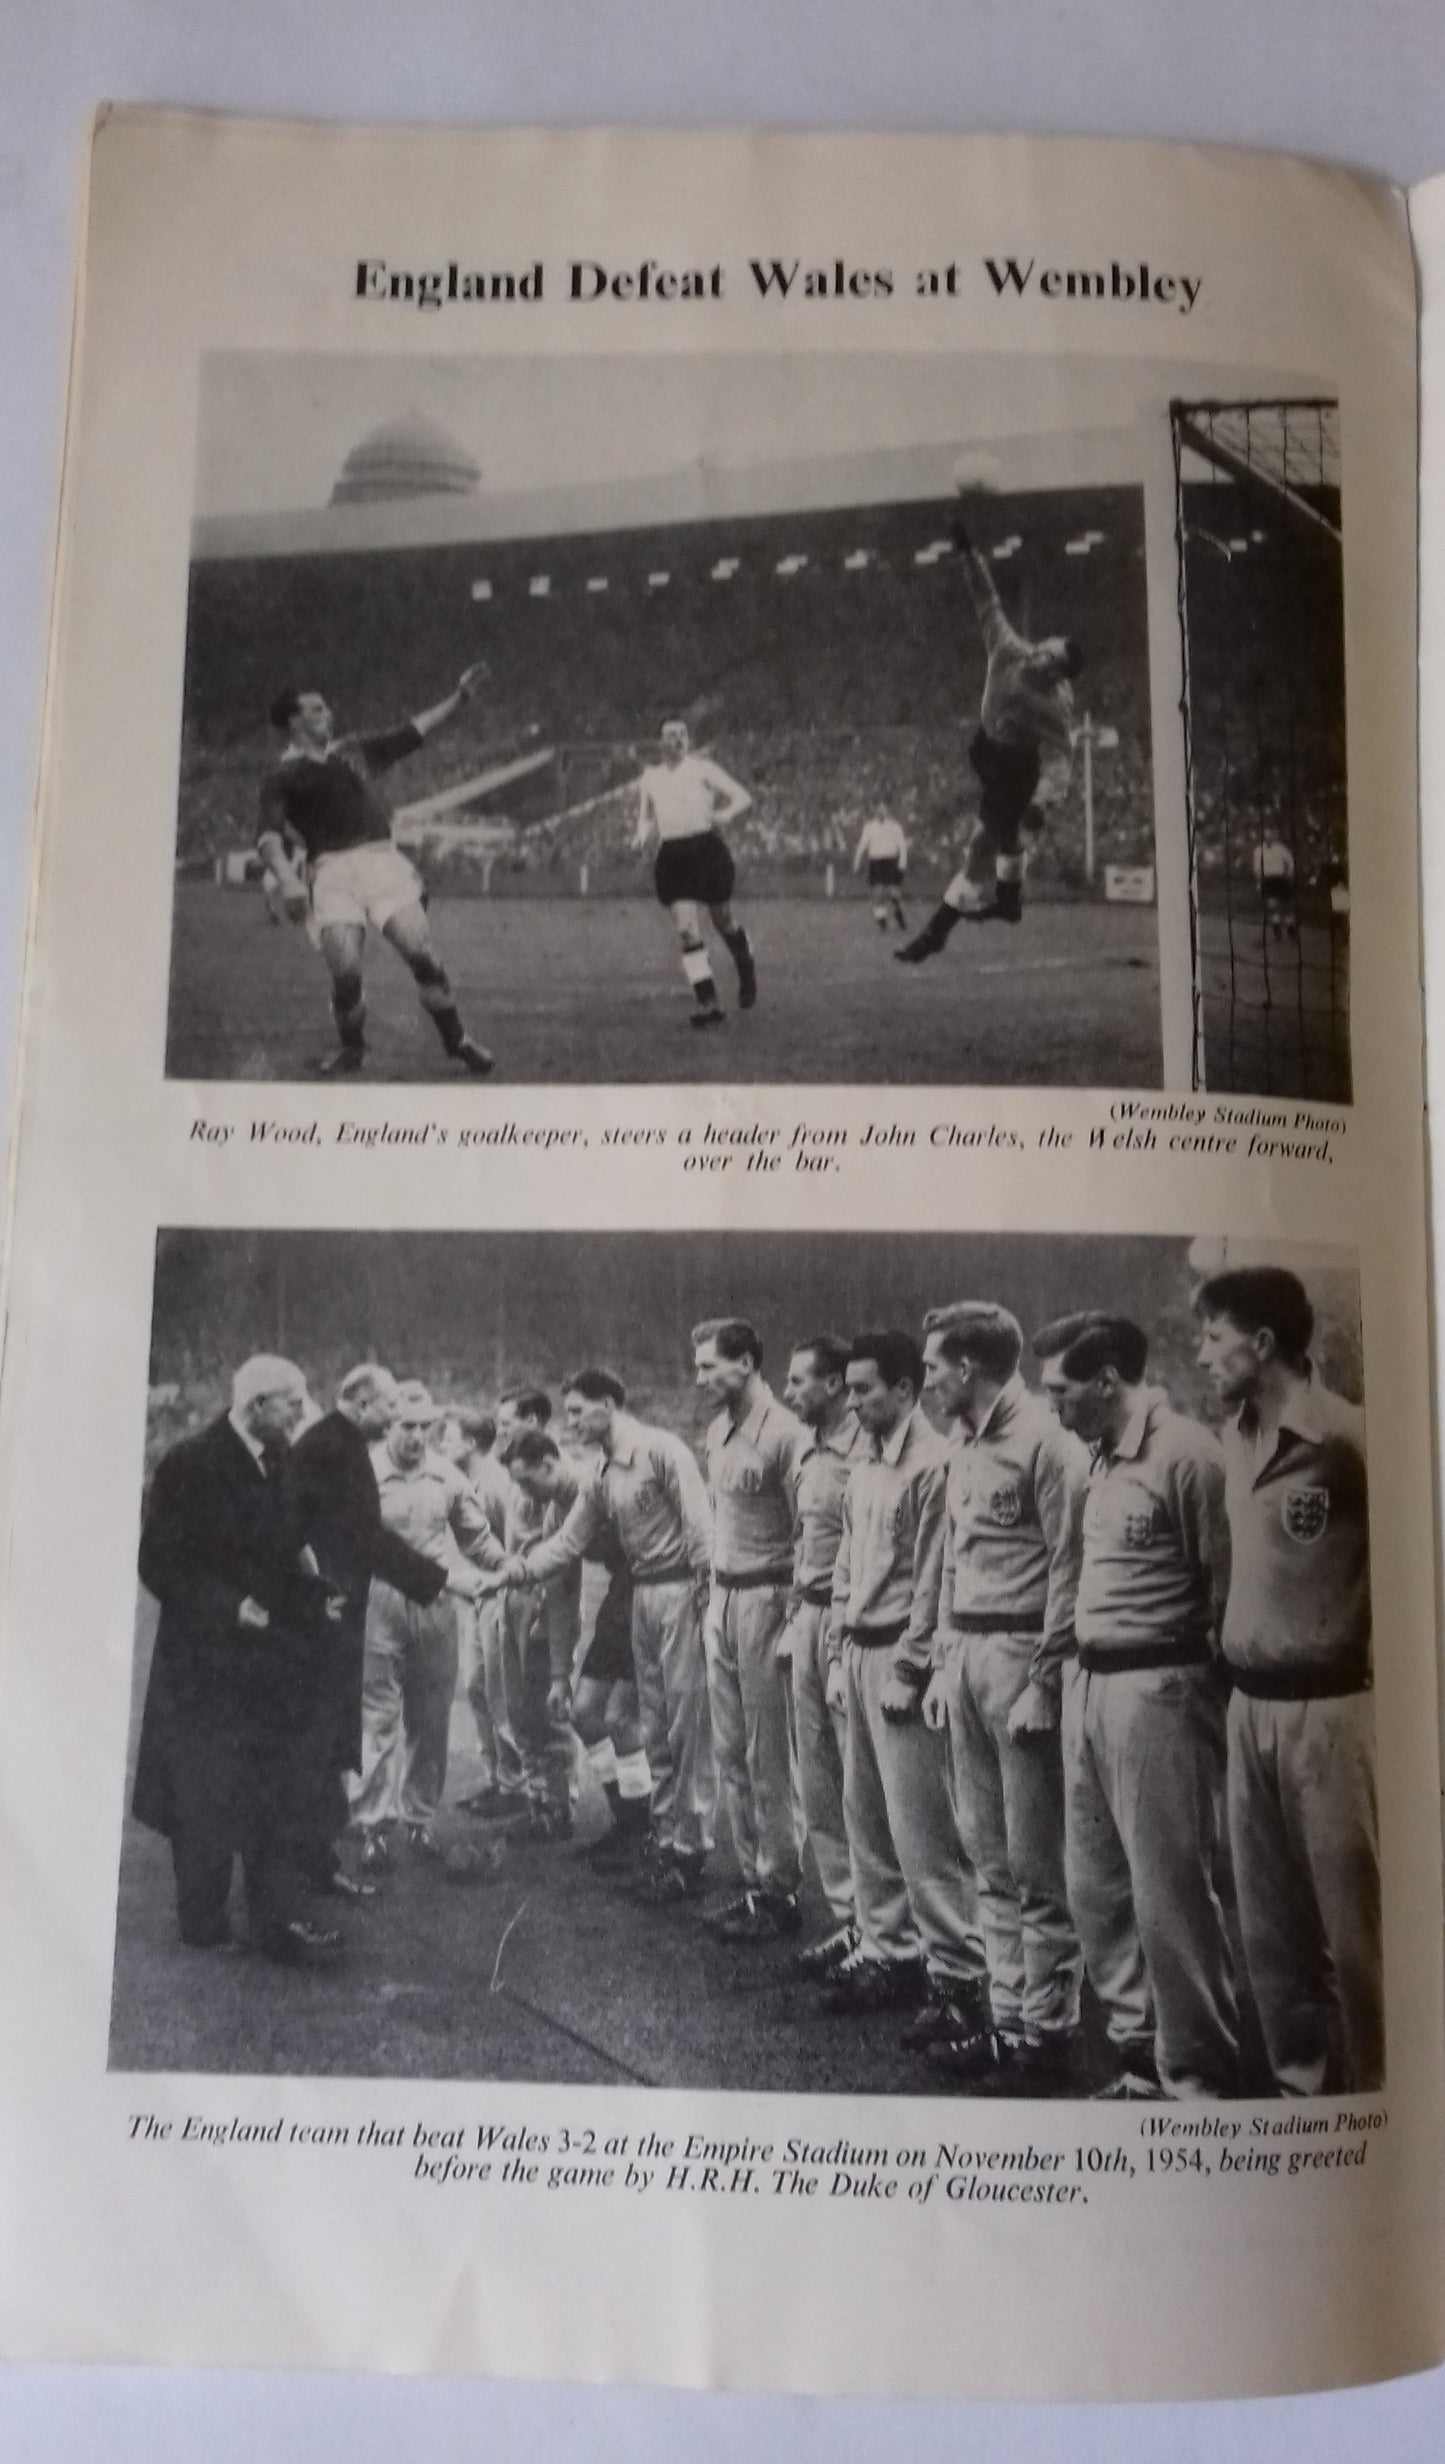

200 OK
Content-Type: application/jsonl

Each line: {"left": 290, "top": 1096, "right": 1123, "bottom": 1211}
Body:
{"left": 257, "top": 665, "right": 493, "bottom": 1078}
{"left": 896, "top": 486, "right": 1081, "bottom": 959}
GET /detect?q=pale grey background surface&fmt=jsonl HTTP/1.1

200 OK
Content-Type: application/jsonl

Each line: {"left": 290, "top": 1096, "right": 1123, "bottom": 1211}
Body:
{"left": 2, "top": 0, "right": 1444, "bottom": 2452}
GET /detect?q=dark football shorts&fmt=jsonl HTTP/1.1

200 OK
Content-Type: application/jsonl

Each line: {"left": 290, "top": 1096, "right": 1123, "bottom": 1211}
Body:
{"left": 579, "top": 1572, "right": 636, "bottom": 1685}
{"left": 969, "top": 728, "right": 1042, "bottom": 830}
{"left": 867, "top": 857, "right": 904, "bottom": 886}
{"left": 654, "top": 831, "right": 736, "bottom": 909}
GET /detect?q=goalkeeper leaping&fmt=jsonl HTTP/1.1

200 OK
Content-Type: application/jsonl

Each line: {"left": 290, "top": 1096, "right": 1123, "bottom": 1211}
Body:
{"left": 897, "top": 492, "right": 1083, "bottom": 961}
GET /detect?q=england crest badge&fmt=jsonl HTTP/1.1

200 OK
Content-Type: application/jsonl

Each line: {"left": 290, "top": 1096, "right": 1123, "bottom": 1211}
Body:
{"left": 989, "top": 1484, "right": 1023, "bottom": 1528}
{"left": 1282, "top": 1485, "right": 1330, "bottom": 1544}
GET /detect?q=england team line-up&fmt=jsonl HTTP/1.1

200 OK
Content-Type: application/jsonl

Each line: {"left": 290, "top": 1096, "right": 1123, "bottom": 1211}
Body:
{"left": 133, "top": 1264, "right": 1378, "bottom": 2105}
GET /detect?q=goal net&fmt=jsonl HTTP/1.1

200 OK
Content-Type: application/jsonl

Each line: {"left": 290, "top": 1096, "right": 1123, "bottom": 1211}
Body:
{"left": 1171, "top": 399, "right": 1350, "bottom": 1101}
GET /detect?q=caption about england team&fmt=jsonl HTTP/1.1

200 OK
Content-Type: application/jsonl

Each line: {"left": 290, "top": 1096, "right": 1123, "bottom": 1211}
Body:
{"left": 126, "top": 2104, "right": 1385, "bottom": 2204}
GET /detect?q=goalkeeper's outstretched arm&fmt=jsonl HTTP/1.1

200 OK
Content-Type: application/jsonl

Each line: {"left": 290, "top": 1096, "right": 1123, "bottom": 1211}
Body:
{"left": 953, "top": 529, "right": 1021, "bottom": 653}
{"left": 951, "top": 488, "right": 1029, "bottom": 658}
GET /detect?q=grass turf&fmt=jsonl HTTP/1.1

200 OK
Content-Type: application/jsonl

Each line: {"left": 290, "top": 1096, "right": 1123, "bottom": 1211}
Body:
{"left": 167, "top": 885, "right": 1163, "bottom": 1088}
{"left": 110, "top": 1604, "right": 1272, "bottom": 2097}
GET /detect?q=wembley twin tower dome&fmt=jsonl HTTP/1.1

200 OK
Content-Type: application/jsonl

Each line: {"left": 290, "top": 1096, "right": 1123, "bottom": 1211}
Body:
{"left": 329, "top": 412, "right": 482, "bottom": 505}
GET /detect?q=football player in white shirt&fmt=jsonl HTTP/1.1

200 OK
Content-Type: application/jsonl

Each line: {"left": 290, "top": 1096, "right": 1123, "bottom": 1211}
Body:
{"left": 633, "top": 720, "right": 757, "bottom": 1029}
{"left": 1252, "top": 835, "right": 1299, "bottom": 943}
{"left": 853, "top": 813, "right": 909, "bottom": 931}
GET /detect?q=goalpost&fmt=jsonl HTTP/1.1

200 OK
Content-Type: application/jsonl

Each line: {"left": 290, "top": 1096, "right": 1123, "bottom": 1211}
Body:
{"left": 1167, "top": 398, "right": 1349, "bottom": 1102}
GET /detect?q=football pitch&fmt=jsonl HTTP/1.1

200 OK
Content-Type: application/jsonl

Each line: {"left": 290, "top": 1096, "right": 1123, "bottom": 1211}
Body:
{"left": 106, "top": 1603, "right": 1004, "bottom": 2094}
{"left": 167, "top": 883, "right": 1164, "bottom": 1086}
{"left": 110, "top": 1603, "right": 1274, "bottom": 2094}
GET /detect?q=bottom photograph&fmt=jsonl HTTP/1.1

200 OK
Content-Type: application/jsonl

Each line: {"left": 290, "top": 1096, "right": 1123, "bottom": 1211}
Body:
{"left": 113, "top": 1228, "right": 1378, "bottom": 2104}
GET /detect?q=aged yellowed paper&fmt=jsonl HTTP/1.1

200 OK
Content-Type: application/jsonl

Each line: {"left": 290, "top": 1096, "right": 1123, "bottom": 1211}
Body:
{"left": 0, "top": 113, "right": 1438, "bottom": 2397}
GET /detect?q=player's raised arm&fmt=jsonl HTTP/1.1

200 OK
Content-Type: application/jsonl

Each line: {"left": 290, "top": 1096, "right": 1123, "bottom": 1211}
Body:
{"left": 954, "top": 532, "right": 1021, "bottom": 658}
{"left": 948, "top": 474, "right": 1026, "bottom": 652}
{"left": 852, "top": 823, "right": 869, "bottom": 873}
{"left": 411, "top": 661, "right": 489, "bottom": 741}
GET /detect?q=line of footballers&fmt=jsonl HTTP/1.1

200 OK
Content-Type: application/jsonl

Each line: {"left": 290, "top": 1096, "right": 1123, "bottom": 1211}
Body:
{"left": 342, "top": 1264, "right": 1378, "bottom": 2103}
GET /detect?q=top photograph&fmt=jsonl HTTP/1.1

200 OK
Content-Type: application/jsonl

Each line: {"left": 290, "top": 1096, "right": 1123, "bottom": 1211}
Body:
{"left": 167, "top": 348, "right": 1348, "bottom": 1096}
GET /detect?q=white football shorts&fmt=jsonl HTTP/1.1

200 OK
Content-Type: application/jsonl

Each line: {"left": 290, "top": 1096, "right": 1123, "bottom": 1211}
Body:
{"left": 309, "top": 842, "right": 424, "bottom": 932}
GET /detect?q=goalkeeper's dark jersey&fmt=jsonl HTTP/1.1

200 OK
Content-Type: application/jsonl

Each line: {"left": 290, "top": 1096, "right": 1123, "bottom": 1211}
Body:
{"left": 257, "top": 721, "right": 423, "bottom": 862}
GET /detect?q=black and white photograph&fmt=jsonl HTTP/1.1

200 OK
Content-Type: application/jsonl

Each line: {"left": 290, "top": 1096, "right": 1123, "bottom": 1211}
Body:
{"left": 167, "top": 351, "right": 1347, "bottom": 1096}
{"left": 1173, "top": 399, "right": 1349, "bottom": 1100}
{"left": 114, "top": 1227, "right": 1378, "bottom": 2102}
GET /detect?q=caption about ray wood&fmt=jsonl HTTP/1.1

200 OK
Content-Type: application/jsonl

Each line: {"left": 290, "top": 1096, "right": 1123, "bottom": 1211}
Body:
{"left": 190, "top": 1098, "right": 1350, "bottom": 1175}
{"left": 125, "top": 2102, "right": 1386, "bottom": 2210}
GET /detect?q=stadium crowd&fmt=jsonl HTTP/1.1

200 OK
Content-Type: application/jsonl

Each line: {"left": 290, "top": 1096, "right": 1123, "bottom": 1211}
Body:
{"left": 178, "top": 487, "right": 1159, "bottom": 898}
{"left": 134, "top": 1265, "right": 1378, "bottom": 2104}
{"left": 178, "top": 476, "right": 1351, "bottom": 918}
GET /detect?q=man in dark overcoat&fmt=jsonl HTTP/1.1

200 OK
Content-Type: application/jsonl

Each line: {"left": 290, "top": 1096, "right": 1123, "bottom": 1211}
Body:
{"left": 283, "top": 1363, "right": 483, "bottom": 1880}
{"left": 134, "top": 1354, "right": 342, "bottom": 1961}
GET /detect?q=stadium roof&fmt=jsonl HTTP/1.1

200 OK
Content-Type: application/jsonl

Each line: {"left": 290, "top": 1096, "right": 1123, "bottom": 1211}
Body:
{"left": 193, "top": 427, "right": 1144, "bottom": 561}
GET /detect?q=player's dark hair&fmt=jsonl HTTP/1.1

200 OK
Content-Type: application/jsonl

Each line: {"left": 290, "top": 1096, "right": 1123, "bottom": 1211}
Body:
{"left": 1033, "top": 1312, "right": 1148, "bottom": 1385}
{"left": 502, "top": 1428, "right": 561, "bottom": 1472}
{"left": 692, "top": 1318, "right": 763, "bottom": 1371}
{"left": 849, "top": 1330, "right": 926, "bottom": 1397}
{"left": 923, "top": 1302, "right": 1023, "bottom": 1383}
{"left": 564, "top": 1368, "right": 627, "bottom": 1408}
{"left": 499, "top": 1385, "right": 552, "bottom": 1426}
{"left": 268, "top": 686, "right": 304, "bottom": 732}
{"left": 1195, "top": 1268, "right": 1314, "bottom": 1367}
{"left": 792, "top": 1333, "right": 851, "bottom": 1384}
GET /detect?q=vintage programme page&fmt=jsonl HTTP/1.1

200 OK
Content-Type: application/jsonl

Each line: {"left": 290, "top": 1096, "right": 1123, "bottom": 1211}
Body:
{"left": 0, "top": 110, "right": 1439, "bottom": 2399}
